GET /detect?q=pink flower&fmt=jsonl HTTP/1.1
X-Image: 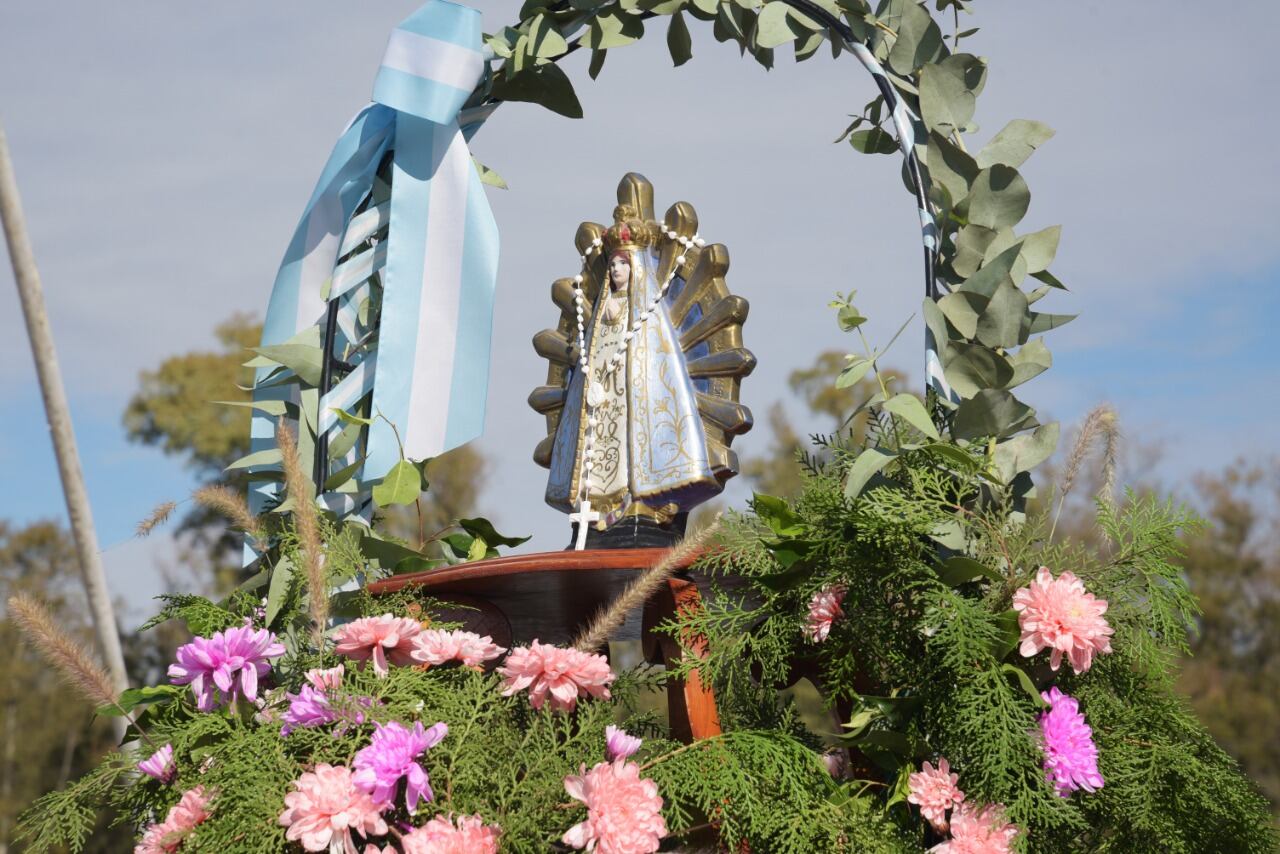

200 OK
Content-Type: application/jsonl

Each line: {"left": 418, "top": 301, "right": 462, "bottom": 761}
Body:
{"left": 353, "top": 720, "right": 448, "bottom": 813}
{"left": 138, "top": 743, "right": 176, "bottom": 784}
{"left": 498, "top": 640, "right": 614, "bottom": 712}
{"left": 410, "top": 629, "right": 506, "bottom": 668}
{"left": 168, "top": 626, "right": 285, "bottom": 711}
{"left": 1012, "top": 567, "right": 1113, "bottom": 674}
{"left": 563, "top": 760, "right": 667, "bottom": 854}
{"left": 908, "top": 758, "right": 965, "bottom": 832}
{"left": 806, "top": 585, "right": 846, "bottom": 643}
{"left": 306, "top": 664, "right": 345, "bottom": 690}
{"left": 281, "top": 684, "right": 338, "bottom": 736}
{"left": 135, "top": 785, "right": 212, "bottom": 853}
{"left": 401, "top": 814, "right": 501, "bottom": 854}
{"left": 279, "top": 764, "right": 388, "bottom": 853}
{"left": 334, "top": 614, "right": 422, "bottom": 677}
{"left": 605, "top": 725, "right": 642, "bottom": 761}
{"left": 822, "top": 750, "right": 850, "bottom": 780}
{"left": 1039, "top": 687, "right": 1105, "bottom": 797}
{"left": 930, "top": 802, "right": 1020, "bottom": 854}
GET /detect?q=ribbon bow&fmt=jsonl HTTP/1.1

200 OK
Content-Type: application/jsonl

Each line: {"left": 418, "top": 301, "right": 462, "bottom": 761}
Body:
{"left": 249, "top": 1, "right": 497, "bottom": 523}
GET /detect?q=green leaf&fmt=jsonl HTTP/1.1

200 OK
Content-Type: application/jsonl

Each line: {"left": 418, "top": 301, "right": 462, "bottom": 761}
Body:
{"left": 755, "top": 2, "right": 799, "bottom": 48}
{"left": 1002, "top": 663, "right": 1047, "bottom": 707}
{"left": 836, "top": 357, "right": 873, "bottom": 389}
{"left": 937, "top": 290, "right": 984, "bottom": 339}
{"left": 666, "top": 10, "right": 692, "bottom": 65}
{"left": 920, "top": 442, "right": 983, "bottom": 472}
{"left": 393, "top": 555, "right": 448, "bottom": 574}
{"left": 457, "top": 517, "right": 532, "bottom": 548}
{"left": 1006, "top": 338, "right": 1052, "bottom": 387}
{"left": 944, "top": 341, "right": 1014, "bottom": 397}
{"left": 1019, "top": 225, "right": 1061, "bottom": 274}
{"left": 952, "top": 224, "right": 998, "bottom": 278}
{"left": 527, "top": 13, "right": 569, "bottom": 58}
{"left": 882, "top": 393, "right": 940, "bottom": 440}
{"left": 372, "top": 460, "right": 421, "bottom": 507}
{"left": 466, "top": 536, "right": 489, "bottom": 562}
{"left": 938, "top": 556, "right": 1003, "bottom": 586}
{"left": 1031, "top": 268, "right": 1067, "bottom": 291}
{"left": 938, "top": 51, "right": 987, "bottom": 97}
{"left": 886, "top": 2, "right": 943, "bottom": 74}
{"left": 214, "top": 398, "right": 294, "bottom": 418}
{"left": 919, "top": 62, "right": 975, "bottom": 136}
{"left": 952, "top": 389, "right": 1034, "bottom": 440}
{"left": 753, "top": 493, "right": 806, "bottom": 537}
{"left": 1027, "top": 311, "right": 1076, "bottom": 334}
{"left": 358, "top": 528, "right": 423, "bottom": 570}
{"left": 925, "top": 131, "right": 978, "bottom": 202}
{"left": 97, "top": 685, "right": 182, "bottom": 717}
{"left": 976, "top": 119, "right": 1055, "bottom": 169}
{"left": 991, "top": 610, "right": 1021, "bottom": 660}
{"left": 762, "top": 539, "right": 814, "bottom": 572}
{"left": 974, "top": 280, "right": 1030, "bottom": 349}
{"left": 966, "top": 165, "right": 1030, "bottom": 231}
{"left": 492, "top": 63, "right": 583, "bottom": 119}
{"left": 848, "top": 127, "right": 898, "bottom": 154}
{"left": 958, "top": 243, "right": 1020, "bottom": 298}
{"left": 588, "top": 47, "right": 607, "bottom": 80}
{"left": 844, "top": 447, "right": 897, "bottom": 498}
{"left": 472, "top": 157, "right": 508, "bottom": 189}
{"left": 582, "top": 11, "right": 644, "bottom": 49}
{"left": 993, "top": 421, "right": 1059, "bottom": 482}
{"left": 251, "top": 343, "right": 323, "bottom": 386}
{"left": 265, "top": 554, "right": 294, "bottom": 627}
{"left": 929, "top": 519, "right": 967, "bottom": 550}
{"left": 226, "top": 447, "right": 282, "bottom": 471}
{"left": 323, "top": 456, "right": 366, "bottom": 492}
{"left": 330, "top": 408, "right": 373, "bottom": 427}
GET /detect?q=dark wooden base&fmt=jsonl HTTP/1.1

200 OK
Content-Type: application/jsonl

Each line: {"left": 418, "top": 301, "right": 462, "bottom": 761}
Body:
{"left": 368, "top": 548, "right": 721, "bottom": 741}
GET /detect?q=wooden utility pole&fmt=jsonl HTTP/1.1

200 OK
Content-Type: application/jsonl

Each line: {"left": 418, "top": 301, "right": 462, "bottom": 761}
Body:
{"left": 0, "top": 121, "right": 129, "bottom": 738}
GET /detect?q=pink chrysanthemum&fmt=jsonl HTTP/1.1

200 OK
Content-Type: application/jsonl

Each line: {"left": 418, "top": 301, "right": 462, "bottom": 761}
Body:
{"left": 279, "top": 764, "right": 388, "bottom": 853}
{"left": 135, "top": 785, "right": 212, "bottom": 853}
{"left": 1012, "top": 567, "right": 1113, "bottom": 674}
{"left": 138, "top": 743, "right": 176, "bottom": 784}
{"left": 410, "top": 629, "right": 507, "bottom": 669}
{"left": 352, "top": 720, "right": 448, "bottom": 813}
{"left": 498, "top": 640, "right": 614, "bottom": 712}
{"left": 1038, "top": 687, "right": 1105, "bottom": 797}
{"left": 806, "top": 585, "right": 846, "bottom": 643}
{"left": 930, "top": 802, "right": 1020, "bottom": 854}
{"left": 908, "top": 758, "right": 965, "bottom": 832}
{"left": 605, "top": 725, "right": 642, "bottom": 761}
{"left": 562, "top": 760, "right": 668, "bottom": 854}
{"left": 281, "top": 684, "right": 338, "bottom": 736}
{"left": 167, "top": 626, "right": 285, "bottom": 711}
{"left": 401, "top": 814, "right": 502, "bottom": 854}
{"left": 334, "top": 614, "right": 422, "bottom": 677}
{"left": 306, "top": 664, "right": 345, "bottom": 690}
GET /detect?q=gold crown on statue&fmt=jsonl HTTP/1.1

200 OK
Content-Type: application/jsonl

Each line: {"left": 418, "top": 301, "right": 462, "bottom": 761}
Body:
{"left": 602, "top": 205, "right": 661, "bottom": 253}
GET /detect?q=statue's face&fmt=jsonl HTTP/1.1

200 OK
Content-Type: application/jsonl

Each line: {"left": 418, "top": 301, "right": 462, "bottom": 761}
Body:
{"left": 608, "top": 253, "right": 631, "bottom": 289}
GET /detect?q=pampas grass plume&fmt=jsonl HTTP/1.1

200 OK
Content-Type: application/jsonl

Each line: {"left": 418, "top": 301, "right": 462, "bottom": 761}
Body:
{"left": 8, "top": 592, "right": 117, "bottom": 709}
{"left": 276, "top": 422, "right": 328, "bottom": 644}
{"left": 193, "top": 484, "right": 263, "bottom": 542}
{"left": 135, "top": 500, "right": 177, "bottom": 538}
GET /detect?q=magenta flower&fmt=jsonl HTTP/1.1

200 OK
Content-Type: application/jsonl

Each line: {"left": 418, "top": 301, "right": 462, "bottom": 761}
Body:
{"left": 605, "top": 725, "right": 642, "bottom": 761}
{"left": 168, "top": 626, "right": 285, "bottom": 711}
{"left": 1038, "top": 687, "right": 1105, "bottom": 796}
{"left": 1012, "top": 567, "right": 1113, "bottom": 674}
{"left": 498, "top": 640, "right": 614, "bottom": 712}
{"left": 280, "top": 684, "right": 338, "bottom": 736}
{"left": 138, "top": 743, "right": 176, "bottom": 784}
{"left": 352, "top": 720, "right": 447, "bottom": 813}
{"left": 908, "top": 757, "right": 965, "bottom": 832}
{"left": 806, "top": 585, "right": 846, "bottom": 643}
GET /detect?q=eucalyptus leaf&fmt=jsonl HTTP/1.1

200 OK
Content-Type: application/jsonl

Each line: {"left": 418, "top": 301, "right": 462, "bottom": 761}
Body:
{"left": 991, "top": 609, "right": 1021, "bottom": 660}
{"left": 848, "top": 127, "right": 898, "bottom": 154}
{"left": 1018, "top": 225, "right": 1061, "bottom": 273}
{"left": 582, "top": 11, "right": 644, "bottom": 48}
{"left": 883, "top": 393, "right": 940, "bottom": 440}
{"left": 1027, "top": 311, "right": 1077, "bottom": 334}
{"left": 886, "top": 1, "right": 943, "bottom": 74}
{"left": 251, "top": 343, "right": 323, "bottom": 387}
{"left": 323, "top": 456, "right": 366, "bottom": 492}
{"left": 1006, "top": 338, "right": 1052, "bottom": 387}
{"left": 952, "top": 389, "right": 1034, "bottom": 440}
{"left": 952, "top": 224, "right": 998, "bottom": 279}
{"left": 992, "top": 422, "right": 1059, "bottom": 482}
{"left": 976, "top": 119, "right": 1055, "bottom": 169}
{"left": 372, "top": 460, "right": 421, "bottom": 507}
{"left": 527, "top": 14, "right": 569, "bottom": 58}
{"left": 975, "top": 279, "right": 1029, "bottom": 349}
{"left": 938, "top": 556, "right": 1002, "bottom": 586}
{"left": 958, "top": 243, "right": 1019, "bottom": 298}
{"left": 265, "top": 555, "right": 294, "bottom": 627}
{"left": 666, "top": 10, "right": 692, "bottom": 65}
{"left": 492, "top": 63, "right": 583, "bottom": 118}
{"left": 937, "top": 290, "right": 985, "bottom": 339}
{"left": 836, "top": 358, "right": 873, "bottom": 389}
{"left": 226, "top": 448, "right": 283, "bottom": 471}
{"left": 755, "top": 2, "right": 798, "bottom": 48}
{"left": 925, "top": 132, "right": 978, "bottom": 202}
{"left": 919, "top": 62, "right": 975, "bottom": 136}
{"left": 844, "top": 447, "right": 897, "bottom": 498}
{"left": 943, "top": 341, "right": 1014, "bottom": 397}
{"left": 966, "top": 165, "right": 1030, "bottom": 231}
{"left": 331, "top": 408, "right": 373, "bottom": 427}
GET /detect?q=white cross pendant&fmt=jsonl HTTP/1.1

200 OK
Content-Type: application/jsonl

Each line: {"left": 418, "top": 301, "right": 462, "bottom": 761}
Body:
{"left": 569, "top": 498, "right": 601, "bottom": 551}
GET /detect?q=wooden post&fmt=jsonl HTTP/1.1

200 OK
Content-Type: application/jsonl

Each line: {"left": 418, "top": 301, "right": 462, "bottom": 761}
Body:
{"left": 0, "top": 122, "right": 128, "bottom": 739}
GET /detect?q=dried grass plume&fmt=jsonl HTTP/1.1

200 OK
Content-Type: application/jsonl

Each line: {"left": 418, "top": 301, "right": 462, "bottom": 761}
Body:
{"left": 8, "top": 592, "right": 118, "bottom": 709}
{"left": 193, "top": 484, "right": 263, "bottom": 542}
{"left": 135, "top": 500, "right": 178, "bottom": 538}
{"left": 573, "top": 519, "right": 721, "bottom": 653}
{"left": 1050, "top": 405, "right": 1122, "bottom": 542}
{"left": 276, "top": 422, "right": 328, "bottom": 644}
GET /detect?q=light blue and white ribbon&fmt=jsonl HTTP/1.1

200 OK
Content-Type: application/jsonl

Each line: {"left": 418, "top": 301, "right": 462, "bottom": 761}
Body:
{"left": 249, "top": 0, "right": 498, "bottom": 528}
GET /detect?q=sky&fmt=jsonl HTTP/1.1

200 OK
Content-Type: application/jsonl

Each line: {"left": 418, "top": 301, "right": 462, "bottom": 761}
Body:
{"left": 1, "top": 1, "right": 1278, "bottom": 617}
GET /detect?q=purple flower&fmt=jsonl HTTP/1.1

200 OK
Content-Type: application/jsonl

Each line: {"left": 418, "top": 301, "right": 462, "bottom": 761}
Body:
{"left": 168, "top": 626, "right": 285, "bottom": 711}
{"left": 280, "top": 684, "right": 338, "bottom": 736}
{"left": 138, "top": 743, "right": 176, "bottom": 783}
{"left": 352, "top": 720, "right": 447, "bottom": 813}
{"left": 1038, "top": 686, "right": 1105, "bottom": 796}
{"left": 605, "top": 725, "right": 641, "bottom": 761}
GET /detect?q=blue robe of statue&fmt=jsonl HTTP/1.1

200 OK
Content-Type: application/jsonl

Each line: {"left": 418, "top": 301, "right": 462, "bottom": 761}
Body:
{"left": 545, "top": 246, "right": 719, "bottom": 522}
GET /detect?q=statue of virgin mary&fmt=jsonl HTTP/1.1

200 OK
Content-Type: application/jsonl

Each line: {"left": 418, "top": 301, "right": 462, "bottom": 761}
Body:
{"left": 529, "top": 174, "right": 756, "bottom": 548}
